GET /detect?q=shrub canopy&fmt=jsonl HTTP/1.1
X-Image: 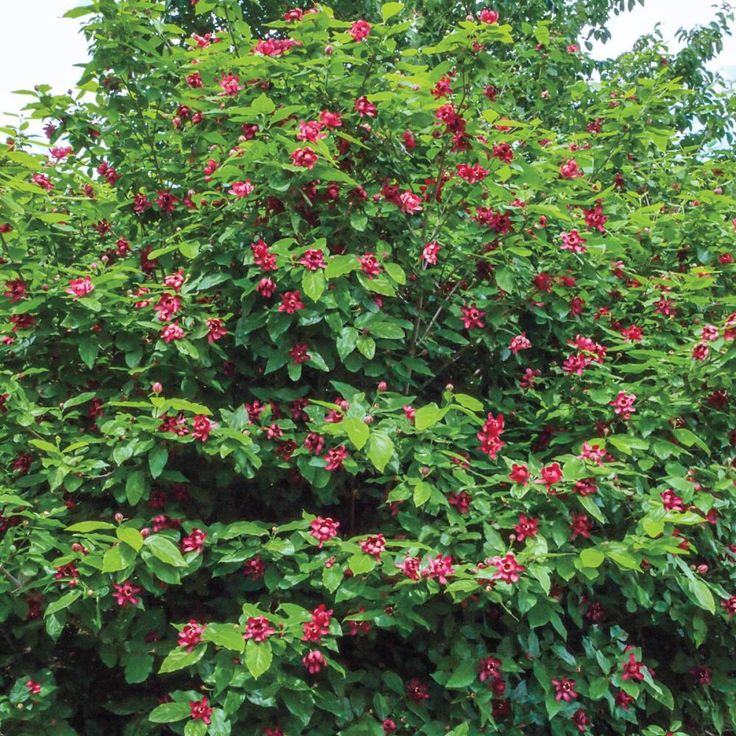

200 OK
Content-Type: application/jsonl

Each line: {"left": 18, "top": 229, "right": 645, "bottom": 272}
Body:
{"left": 1, "top": 2, "right": 736, "bottom": 735}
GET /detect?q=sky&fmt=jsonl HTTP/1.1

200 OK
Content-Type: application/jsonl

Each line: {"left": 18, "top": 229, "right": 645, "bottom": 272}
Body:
{"left": 0, "top": 0, "right": 734, "bottom": 133}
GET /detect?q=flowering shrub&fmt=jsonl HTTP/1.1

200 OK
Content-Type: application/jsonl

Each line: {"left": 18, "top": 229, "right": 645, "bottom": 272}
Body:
{"left": 1, "top": 2, "right": 736, "bottom": 735}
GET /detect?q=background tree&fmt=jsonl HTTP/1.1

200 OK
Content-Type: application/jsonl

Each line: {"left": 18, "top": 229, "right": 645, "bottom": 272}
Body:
{"left": 1, "top": 2, "right": 736, "bottom": 736}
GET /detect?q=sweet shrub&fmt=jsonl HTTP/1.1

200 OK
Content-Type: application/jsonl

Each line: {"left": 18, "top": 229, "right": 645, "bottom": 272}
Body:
{"left": 1, "top": 1, "right": 736, "bottom": 735}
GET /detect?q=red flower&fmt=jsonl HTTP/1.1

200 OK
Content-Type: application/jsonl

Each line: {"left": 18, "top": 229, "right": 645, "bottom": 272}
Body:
{"left": 552, "top": 676, "right": 578, "bottom": 702}
{"left": 231, "top": 180, "right": 254, "bottom": 197}
{"left": 382, "top": 719, "right": 397, "bottom": 734}
{"left": 615, "top": 689, "right": 633, "bottom": 710}
{"left": 622, "top": 652, "right": 645, "bottom": 681}
{"left": 572, "top": 708, "right": 589, "bottom": 732}
{"left": 291, "top": 147, "right": 318, "bottom": 169}
{"left": 161, "top": 322, "right": 185, "bottom": 343}
{"left": 560, "top": 229, "right": 587, "bottom": 253}
{"left": 479, "top": 8, "right": 500, "bottom": 23}
{"left": 300, "top": 249, "right": 326, "bottom": 271}
{"left": 206, "top": 318, "right": 227, "bottom": 344}
{"left": 324, "top": 445, "right": 348, "bottom": 471}
{"left": 4, "top": 279, "right": 27, "bottom": 303}
{"left": 514, "top": 514, "right": 538, "bottom": 542}
{"left": 509, "top": 463, "right": 530, "bottom": 485}
{"left": 257, "top": 277, "right": 277, "bottom": 297}
{"left": 289, "top": 343, "right": 311, "bottom": 364}
{"left": 569, "top": 513, "right": 592, "bottom": 540}
{"left": 560, "top": 159, "right": 584, "bottom": 179}
{"left": 310, "top": 517, "right": 340, "bottom": 547}
{"left": 191, "top": 415, "right": 215, "bottom": 442}
{"left": 540, "top": 462, "right": 563, "bottom": 487}
{"left": 189, "top": 696, "right": 212, "bottom": 724}
{"left": 359, "top": 253, "right": 382, "bottom": 278}
{"left": 405, "top": 678, "right": 430, "bottom": 703}
{"left": 112, "top": 581, "right": 142, "bottom": 607}
{"left": 489, "top": 552, "right": 525, "bottom": 584}
{"left": 66, "top": 277, "right": 94, "bottom": 299}
{"left": 478, "top": 656, "right": 502, "bottom": 682}
{"left": 509, "top": 333, "right": 531, "bottom": 354}
{"left": 477, "top": 412, "right": 505, "bottom": 459}
{"left": 610, "top": 391, "right": 636, "bottom": 420}
{"left": 219, "top": 73, "right": 243, "bottom": 95}
{"left": 303, "top": 649, "right": 327, "bottom": 674}
{"left": 421, "top": 241, "right": 441, "bottom": 265}
{"left": 461, "top": 304, "right": 486, "bottom": 330}
{"left": 583, "top": 203, "right": 607, "bottom": 232}
{"left": 278, "top": 291, "right": 305, "bottom": 314}
{"left": 253, "top": 38, "right": 300, "bottom": 56}
{"left": 243, "top": 616, "right": 275, "bottom": 642}
{"left": 243, "top": 555, "right": 265, "bottom": 580}
{"left": 355, "top": 96, "right": 377, "bottom": 117}
{"left": 660, "top": 488, "right": 684, "bottom": 511}
{"left": 26, "top": 679, "right": 42, "bottom": 695}
{"left": 178, "top": 619, "right": 206, "bottom": 651}
{"left": 349, "top": 20, "right": 371, "bottom": 42}
{"left": 181, "top": 528, "right": 207, "bottom": 553}
{"left": 360, "top": 534, "right": 386, "bottom": 558}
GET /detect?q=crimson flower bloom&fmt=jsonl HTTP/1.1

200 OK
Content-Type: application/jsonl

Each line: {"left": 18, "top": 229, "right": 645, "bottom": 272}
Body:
{"left": 489, "top": 552, "right": 525, "bottom": 584}
{"left": 178, "top": 619, "right": 206, "bottom": 651}
{"left": 552, "top": 676, "right": 578, "bottom": 702}
{"left": 303, "top": 649, "right": 327, "bottom": 674}
{"left": 349, "top": 20, "right": 371, "bottom": 42}
{"left": 243, "top": 616, "right": 275, "bottom": 643}
{"left": 310, "top": 517, "right": 339, "bottom": 547}
{"left": 181, "top": 528, "right": 207, "bottom": 553}
{"left": 291, "top": 147, "right": 318, "bottom": 169}
{"left": 278, "top": 291, "right": 305, "bottom": 314}
{"left": 189, "top": 696, "right": 212, "bottom": 724}
{"left": 66, "top": 277, "right": 94, "bottom": 299}
{"left": 112, "top": 581, "right": 142, "bottom": 607}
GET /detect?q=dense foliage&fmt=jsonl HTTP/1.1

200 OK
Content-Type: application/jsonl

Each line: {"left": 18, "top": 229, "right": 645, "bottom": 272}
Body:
{"left": 1, "top": 1, "right": 736, "bottom": 735}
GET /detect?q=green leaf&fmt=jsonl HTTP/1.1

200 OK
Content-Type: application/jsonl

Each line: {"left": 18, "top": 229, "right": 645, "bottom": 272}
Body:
{"left": 369, "top": 321, "right": 405, "bottom": 339}
{"left": 251, "top": 92, "right": 276, "bottom": 115}
{"left": 159, "top": 645, "right": 206, "bottom": 673}
{"left": 384, "top": 262, "right": 406, "bottom": 285}
{"left": 117, "top": 526, "right": 144, "bottom": 552}
{"left": 578, "top": 495, "right": 605, "bottom": 524}
{"left": 245, "top": 640, "right": 273, "bottom": 679}
{"left": 367, "top": 432, "right": 393, "bottom": 472}
{"left": 343, "top": 417, "right": 370, "bottom": 450}
{"left": 381, "top": 2, "right": 404, "bottom": 21}
{"left": 453, "top": 393, "right": 482, "bottom": 411}
{"left": 350, "top": 212, "right": 368, "bottom": 231}
{"left": 203, "top": 623, "right": 245, "bottom": 652}
{"left": 579, "top": 548, "right": 605, "bottom": 568}
{"left": 79, "top": 339, "right": 98, "bottom": 369}
{"left": 348, "top": 554, "right": 376, "bottom": 574}
{"left": 325, "top": 254, "right": 359, "bottom": 279}
{"left": 125, "top": 470, "right": 146, "bottom": 506}
{"left": 124, "top": 652, "right": 153, "bottom": 684}
{"left": 102, "top": 545, "right": 127, "bottom": 573}
{"left": 337, "top": 327, "right": 359, "bottom": 360}
{"left": 687, "top": 578, "right": 715, "bottom": 614}
{"left": 62, "top": 391, "right": 97, "bottom": 410}
{"left": 145, "top": 535, "right": 187, "bottom": 567}
{"left": 302, "top": 270, "right": 325, "bottom": 302}
{"left": 413, "top": 481, "right": 432, "bottom": 507}
{"left": 356, "top": 335, "right": 376, "bottom": 359}
{"left": 44, "top": 590, "right": 82, "bottom": 617}
{"left": 414, "top": 403, "right": 448, "bottom": 431}
{"left": 148, "top": 446, "right": 168, "bottom": 479}
{"left": 66, "top": 521, "right": 115, "bottom": 532}
{"left": 445, "top": 659, "right": 476, "bottom": 688}
{"left": 185, "top": 721, "right": 208, "bottom": 736}
{"left": 495, "top": 268, "right": 514, "bottom": 293}
{"left": 149, "top": 701, "right": 191, "bottom": 723}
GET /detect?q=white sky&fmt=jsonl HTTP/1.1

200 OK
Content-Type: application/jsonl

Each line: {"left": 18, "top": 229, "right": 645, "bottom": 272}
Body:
{"left": 0, "top": 0, "right": 734, "bottom": 133}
